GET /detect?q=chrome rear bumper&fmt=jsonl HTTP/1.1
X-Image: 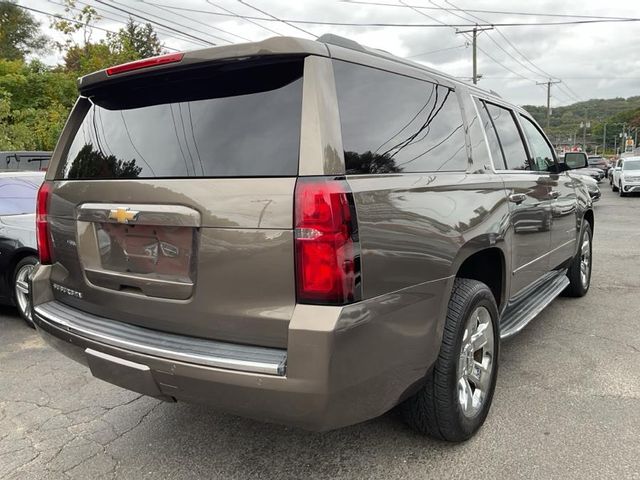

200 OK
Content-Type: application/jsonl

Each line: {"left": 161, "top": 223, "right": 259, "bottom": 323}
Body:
{"left": 34, "top": 301, "right": 287, "bottom": 376}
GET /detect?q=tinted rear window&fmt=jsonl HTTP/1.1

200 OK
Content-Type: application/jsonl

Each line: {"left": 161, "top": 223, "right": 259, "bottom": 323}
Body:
{"left": 58, "top": 59, "right": 304, "bottom": 179}
{"left": 333, "top": 60, "right": 468, "bottom": 174}
{"left": 0, "top": 175, "right": 43, "bottom": 215}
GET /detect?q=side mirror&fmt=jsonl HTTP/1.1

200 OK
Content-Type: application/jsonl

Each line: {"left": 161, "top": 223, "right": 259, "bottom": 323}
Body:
{"left": 564, "top": 152, "right": 588, "bottom": 170}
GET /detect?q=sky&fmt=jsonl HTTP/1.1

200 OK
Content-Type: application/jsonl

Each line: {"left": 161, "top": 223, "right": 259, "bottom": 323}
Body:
{"left": 21, "top": 0, "right": 640, "bottom": 108}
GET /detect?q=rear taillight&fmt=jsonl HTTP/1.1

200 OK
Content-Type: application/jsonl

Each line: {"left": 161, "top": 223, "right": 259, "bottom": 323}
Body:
{"left": 106, "top": 52, "right": 184, "bottom": 76}
{"left": 36, "top": 181, "right": 53, "bottom": 265}
{"left": 294, "top": 177, "right": 361, "bottom": 305}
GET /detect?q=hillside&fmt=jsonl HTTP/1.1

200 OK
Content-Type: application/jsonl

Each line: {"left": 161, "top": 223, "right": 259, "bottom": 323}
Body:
{"left": 522, "top": 96, "right": 640, "bottom": 150}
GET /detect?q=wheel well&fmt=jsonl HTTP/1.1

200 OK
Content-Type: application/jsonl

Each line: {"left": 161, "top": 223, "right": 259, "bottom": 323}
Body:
{"left": 456, "top": 248, "right": 505, "bottom": 309}
{"left": 583, "top": 209, "right": 594, "bottom": 232}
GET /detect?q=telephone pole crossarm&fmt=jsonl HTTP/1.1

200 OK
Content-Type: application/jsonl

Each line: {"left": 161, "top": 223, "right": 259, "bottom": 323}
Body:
{"left": 456, "top": 26, "right": 493, "bottom": 85}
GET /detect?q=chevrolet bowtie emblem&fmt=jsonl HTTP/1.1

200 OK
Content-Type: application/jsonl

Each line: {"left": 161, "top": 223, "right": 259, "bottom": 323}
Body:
{"left": 108, "top": 207, "right": 139, "bottom": 224}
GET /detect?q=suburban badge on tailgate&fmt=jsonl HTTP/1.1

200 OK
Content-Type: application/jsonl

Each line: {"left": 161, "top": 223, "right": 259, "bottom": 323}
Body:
{"left": 52, "top": 283, "right": 83, "bottom": 299}
{"left": 108, "top": 207, "right": 139, "bottom": 224}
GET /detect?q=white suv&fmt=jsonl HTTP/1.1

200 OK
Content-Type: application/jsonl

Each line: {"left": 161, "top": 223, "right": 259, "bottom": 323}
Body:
{"left": 612, "top": 156, "right": 640, "bottom": 196}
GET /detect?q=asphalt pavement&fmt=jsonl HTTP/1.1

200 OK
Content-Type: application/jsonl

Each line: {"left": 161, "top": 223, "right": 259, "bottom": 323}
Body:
{"left": 1, "top": 185, "right": 639, "bottom": 479}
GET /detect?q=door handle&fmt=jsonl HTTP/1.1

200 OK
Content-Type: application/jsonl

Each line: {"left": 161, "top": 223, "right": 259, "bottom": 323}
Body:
{"left": 508, "top": 193, "right": 527, "bottom": 204}
{"left": 549, "top": 191, "right": 560, "bottom": 199}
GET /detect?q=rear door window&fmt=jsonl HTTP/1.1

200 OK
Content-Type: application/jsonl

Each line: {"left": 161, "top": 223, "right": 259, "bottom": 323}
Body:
{"left": 484, "top": 103, "right": 529, "bottom": 171}
{"left": 333, "top": 60, "right": 468, "bottom": 174}
{"left": 58, "top": 59, "right": 304, "bottom": 179}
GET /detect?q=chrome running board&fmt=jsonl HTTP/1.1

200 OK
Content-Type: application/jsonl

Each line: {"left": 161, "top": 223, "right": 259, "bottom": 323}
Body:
{"left": 500, "top": 269, "right": 569, "bottom": 340}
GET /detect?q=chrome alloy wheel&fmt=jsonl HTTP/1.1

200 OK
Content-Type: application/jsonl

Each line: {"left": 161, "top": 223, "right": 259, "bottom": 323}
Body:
{"left": 14, "top": 263, "right": 34, "bottom": 322}
{"left": 457, "top": 306, "right": 495, "bottom": 419}
{"left": 580, "top": 233, "right": 591, "bottom": 288}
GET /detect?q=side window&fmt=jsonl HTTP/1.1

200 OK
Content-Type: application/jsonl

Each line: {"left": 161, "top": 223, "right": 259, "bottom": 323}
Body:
{"left": 474, "top": 98, "right": 507, "bottom": 169}
{"left": 333, "top": 60, "right": 468, "bottom": 174}
{"left": 484, "top": 103, "right": 529, "bottom": 170}
{"left": 519, "top": 116, "right": 556, "bottom": 172}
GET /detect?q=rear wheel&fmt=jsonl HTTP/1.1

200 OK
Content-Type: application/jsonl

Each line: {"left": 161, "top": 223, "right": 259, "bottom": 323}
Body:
{"left": 612, "top": 181, "right": 618, "bottom": 192}
{"left": 564, "top": 222, "right": 592, "bottom": 297}
{"left": 402, "top": 278, "right": 499, "bottom": 442}
{"left": 13, "top": 256, "right": 37, "bottom": 328}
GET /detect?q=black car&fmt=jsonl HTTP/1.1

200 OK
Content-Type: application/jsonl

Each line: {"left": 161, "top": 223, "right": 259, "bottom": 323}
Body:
{"left": 1, "top": 151, "right": 51, "bottom": 172}
{"left": 0, "top": 171, "right": 44, "bottom": 326}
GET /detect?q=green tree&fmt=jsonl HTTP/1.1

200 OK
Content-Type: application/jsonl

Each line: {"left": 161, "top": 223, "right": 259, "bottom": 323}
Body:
{"left": 107, "top": 18, "right": 162, "bottom": 59}
{"left": 0, "top": 59, "right": 76, "bottom": 150}
{"left": 52, "top": 2, "right": 164, "bottom": 75}
{"left": 0, "top": 1, "right": 48, "bottom": 60}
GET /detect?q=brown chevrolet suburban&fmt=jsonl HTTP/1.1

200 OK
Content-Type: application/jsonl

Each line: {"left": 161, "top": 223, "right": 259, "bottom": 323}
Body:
{"left": 30, "top": 35, "right": 594, "bottom": 442}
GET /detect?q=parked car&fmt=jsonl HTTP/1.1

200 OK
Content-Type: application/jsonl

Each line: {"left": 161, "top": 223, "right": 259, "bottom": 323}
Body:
{"left": 559, "top": 154, "right": 605, "bottom": 181}
{"left": 611, "top": 156, "right": 640, "bottom": 196}
{"left": 0, "top": 151, "right": 51, "bottom": 172}
{"left": 0, "top": 171, "right": 45, "bottom": 326}
{"left": 587, "top": 155, "right": 610, "bottom": 175}
{"left": 30, "top": 35, "right": 594, "bottom": 442}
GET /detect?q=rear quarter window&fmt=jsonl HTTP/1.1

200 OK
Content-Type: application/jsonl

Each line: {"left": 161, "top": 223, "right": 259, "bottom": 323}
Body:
{"left": 333, "top": 60, "right": 468, "bottom": 174}
{"left": 57, "top": 59, "right": 304, "bottom": 179}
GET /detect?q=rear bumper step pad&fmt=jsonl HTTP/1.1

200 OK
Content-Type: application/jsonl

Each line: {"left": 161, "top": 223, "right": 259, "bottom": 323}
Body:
{"left": 34, "top": 301, "right": 287, "bottom": 376}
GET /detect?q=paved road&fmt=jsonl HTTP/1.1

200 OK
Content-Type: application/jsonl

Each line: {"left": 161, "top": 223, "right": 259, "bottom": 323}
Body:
{"left": 1, "top": 186, "right": 639, "bottom": 479}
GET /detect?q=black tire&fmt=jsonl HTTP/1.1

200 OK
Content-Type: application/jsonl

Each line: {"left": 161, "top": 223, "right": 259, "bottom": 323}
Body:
{"left": 12, "top": 256, "right": 38, "bottom": 328}
{"left": 563, "top": 221, "right": 592, "bottom": 298}
{"left": 401, "top": 278, "right": 500, "bottom": 442}
{"left": 612, "top": 182, "right": 618, "bottom": 192}
{"left": 619, "top": 183, "right": 626, "bottom": 197}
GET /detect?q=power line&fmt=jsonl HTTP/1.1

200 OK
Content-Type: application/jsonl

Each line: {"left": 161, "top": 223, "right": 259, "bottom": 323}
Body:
{"left": 401, "top": 0, "right": 531, "bottom": 85}
{"left": 408, "top": 43, "right": 467, "bottom": 58}
{"left": 128, "top": 2, "right": 640, "bottom": 28}
{"left": 341, "top": 1, "right": 640, "bottom": 22}
{"left": 92, "top": 0, "right": 217, "bottom": 46}
{"left": 236, "top": 0, "right": 316, "bottom": 38}
{"left": 134, "top": 0, "right": 252, "bottom": 42}
{"left": 15, "top": 3, "right": 184, "bottom": 50}
{"left": 204, "top": 0, "right": 285, "bottom": 36}
{"left": 102, "top": 0, "right": 232, "bottom": 44}
{"left": 430, "top": 0, "right": 547, "bottom": 81}
{"left": 438, "top": 0, "right": 584, "bottom": 103}
{"left": 49, "top": 0, "right": 210, "bottom": 48}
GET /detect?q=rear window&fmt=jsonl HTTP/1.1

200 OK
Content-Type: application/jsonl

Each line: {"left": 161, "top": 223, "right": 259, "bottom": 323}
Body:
{"left": 333, "top": 60, "right": 468, "bottom": 174}
{"left": 1, "top": 152, "right": 50, "bottom": 171}
{"left": 0, "top": 175, "right": 44, "bottom": 215}
{"left": 58, "top": 59, "right": 304, "bottom": 179}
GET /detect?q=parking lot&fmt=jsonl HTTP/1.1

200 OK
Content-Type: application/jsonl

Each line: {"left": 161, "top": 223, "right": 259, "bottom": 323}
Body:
{"left": 1, "top": 186, "right": 639, "bottom": 480}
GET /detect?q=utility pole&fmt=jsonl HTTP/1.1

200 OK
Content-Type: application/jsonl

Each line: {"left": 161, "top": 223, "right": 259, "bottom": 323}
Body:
{"left": 581, "top": 119, "right": 590, "bottom": 151}
{"left": 603, "top": 123, "right": 607, "bottom": 155}
{"left": 536, "top": 79, "right": 562, "bottom": 129}
{"left": 456, "top": 26, "right": 493, "bottom": 85}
